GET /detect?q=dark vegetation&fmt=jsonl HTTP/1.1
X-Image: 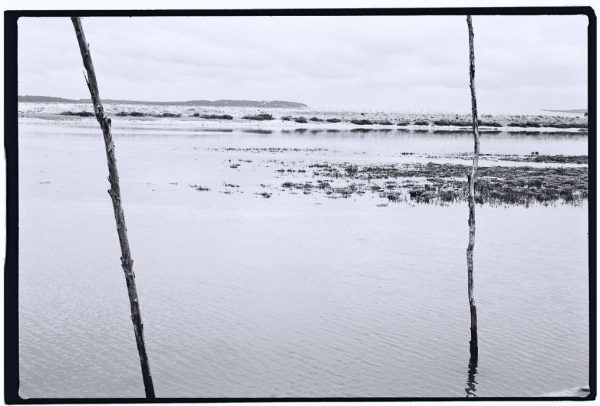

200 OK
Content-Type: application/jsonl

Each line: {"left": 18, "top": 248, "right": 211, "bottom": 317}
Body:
{"left": 243, "top": 129, "right": 273, "bottom": 134}
{"left": 242, "top": 113, "right": 274, "bottom": 121}
{"left": 153, "top": 112, "right": 181, "bottom": 118}
{"left": 505, "top": 121, "right": 586, "bottom": 129}
{"left": 479, "top": 121, "right": 502, "bottom": 127}
{"left": 277, "top": 161, "right": 588, "bottom": 205}
{"left": 350, "top": 119, "right": 374, "bottom": 125}
{"left": 433, "top": 119, "right": 471, "bottom": 126}
{"left": 116, "top": 111, "right": 181, "bottom": 117}
{"left": 56, "top": 108, "right": 588, "bottom": 133}
{"left": 500, "top": 154, "right": 587, "bottom": 164}
{"left": 189, "top": 184, "right": 210, "bottom": 191}
{"left": 116, "top": 111, "right": 146, "bottom": 117}
{"left": 429, "top": 118, "right": 499, "bottom": 127}
{"left": 547, "top": 123, "right": 588, "bottom": 129}
{"left": 60, "top": 111, "right": 94, "bottom": 117}
{"left": 205, "top": 148, "right": 587, "bottom": 206}
{"left": 193, "top": 113, "right": 233, "bottom": 120}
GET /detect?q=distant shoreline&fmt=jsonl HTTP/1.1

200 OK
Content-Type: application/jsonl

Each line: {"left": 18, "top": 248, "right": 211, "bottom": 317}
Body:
{"left": 18, "top": 96, "right": 587, "bottom": 116}
{"left": 18, "top": 101, "right": 589, "bottom": 135}
{"left": 18, "top": 95, "right": 308, "bottom": 109}
{"left": 542, "top": 109, "right": 588, "bottom": 114}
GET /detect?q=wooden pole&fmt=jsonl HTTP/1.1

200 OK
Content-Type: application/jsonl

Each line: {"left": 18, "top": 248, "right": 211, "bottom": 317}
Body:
{"left": 466, "top": 15, "right": 479, "bottom": 356}
{"left": 70, "top": 17, "right": 156, "bottom": 399}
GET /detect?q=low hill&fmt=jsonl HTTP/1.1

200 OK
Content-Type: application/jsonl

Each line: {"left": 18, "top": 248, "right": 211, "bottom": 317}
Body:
{"left": 19, "top": 95, "right": 76, "bottom": 103}
{"left": 18, "top": 95, "right": 307, "bottom": 109}
{"left": 542, "top": 108, "right": 587, "bottom": 114}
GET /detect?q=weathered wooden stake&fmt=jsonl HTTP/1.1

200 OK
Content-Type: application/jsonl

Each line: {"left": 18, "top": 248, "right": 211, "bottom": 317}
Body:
{"left": 466, "top": 15, "right": 479, "bottom": 356}
{"left": 71, "top": 17, "right": 156, "bottom": 399}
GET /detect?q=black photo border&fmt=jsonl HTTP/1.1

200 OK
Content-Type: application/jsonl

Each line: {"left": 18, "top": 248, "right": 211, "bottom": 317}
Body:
{"left": 4, "top": 6, "right": 597, "bottom": 404}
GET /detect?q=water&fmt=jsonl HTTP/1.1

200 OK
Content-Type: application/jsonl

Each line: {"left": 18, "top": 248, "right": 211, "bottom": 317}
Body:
{"left": 18, "top": 119, "right": 589, "bottom": 398}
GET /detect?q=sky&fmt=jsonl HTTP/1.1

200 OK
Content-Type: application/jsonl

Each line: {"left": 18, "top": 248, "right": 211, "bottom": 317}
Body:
{"left": 18, "top": 14, "right": 588, "bottom": 114}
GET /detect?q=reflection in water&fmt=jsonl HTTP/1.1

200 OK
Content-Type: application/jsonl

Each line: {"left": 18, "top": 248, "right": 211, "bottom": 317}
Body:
{"left": 243, "top": 129, "right": 273, "bottom": 135}
{"left": 465, "top": 345, "right": 479, "bottom": 397}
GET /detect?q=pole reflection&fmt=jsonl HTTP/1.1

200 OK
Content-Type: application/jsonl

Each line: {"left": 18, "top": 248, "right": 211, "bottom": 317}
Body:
{"left": 465, "top": 343, "right": 479, "bottom": 397}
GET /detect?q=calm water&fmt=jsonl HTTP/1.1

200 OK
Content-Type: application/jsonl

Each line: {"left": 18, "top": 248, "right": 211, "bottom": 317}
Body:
{"left": 18, "top": 120, "right": 589, "bottom": 398}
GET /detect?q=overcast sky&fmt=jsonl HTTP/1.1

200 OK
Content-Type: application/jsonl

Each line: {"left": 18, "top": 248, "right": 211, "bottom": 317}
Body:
{"left": 18, "top": 15, "right": 588, "bottom": 113}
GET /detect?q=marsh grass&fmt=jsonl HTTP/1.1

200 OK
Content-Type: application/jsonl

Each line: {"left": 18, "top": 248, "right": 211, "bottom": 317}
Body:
{"left": 278, "top": 161, "right": 587, "bottom": 205}
{"left": 413, "top": 120, "right": 430, "bottom": 126}
{"left": 194, "top": 113, "right": 233, "bottom": 120}
{"left": 116, "top": 111, "right": 147, "bottom": 117}
{"left": 242, "top": 113, "right": 274, "bottom": 121}
{"left": 60, "top": 111, "right": 94, "bottom": 117}
{"left": 350, "top": 119, "right": 374, "bottom": 125}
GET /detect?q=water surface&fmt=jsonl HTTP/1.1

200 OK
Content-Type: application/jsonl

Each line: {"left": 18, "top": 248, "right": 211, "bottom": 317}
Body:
{"left": 18, "top": 122, "right": 589, "bottom": 398}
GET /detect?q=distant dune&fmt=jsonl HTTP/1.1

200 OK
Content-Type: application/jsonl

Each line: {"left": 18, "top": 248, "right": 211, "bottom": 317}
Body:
{"left": 18, "top": 95, "right": 308, "bottom": 109}
{"left": 543, "top": 108, "right": 587, "bottom": 114}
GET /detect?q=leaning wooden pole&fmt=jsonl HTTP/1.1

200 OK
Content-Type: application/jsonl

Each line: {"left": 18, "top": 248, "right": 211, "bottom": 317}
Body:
{"left": 70, "top": 17, "right": 156, "bottom": 398}
{"left": 466, "top": 15, "right": 479, "bottom": 355}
